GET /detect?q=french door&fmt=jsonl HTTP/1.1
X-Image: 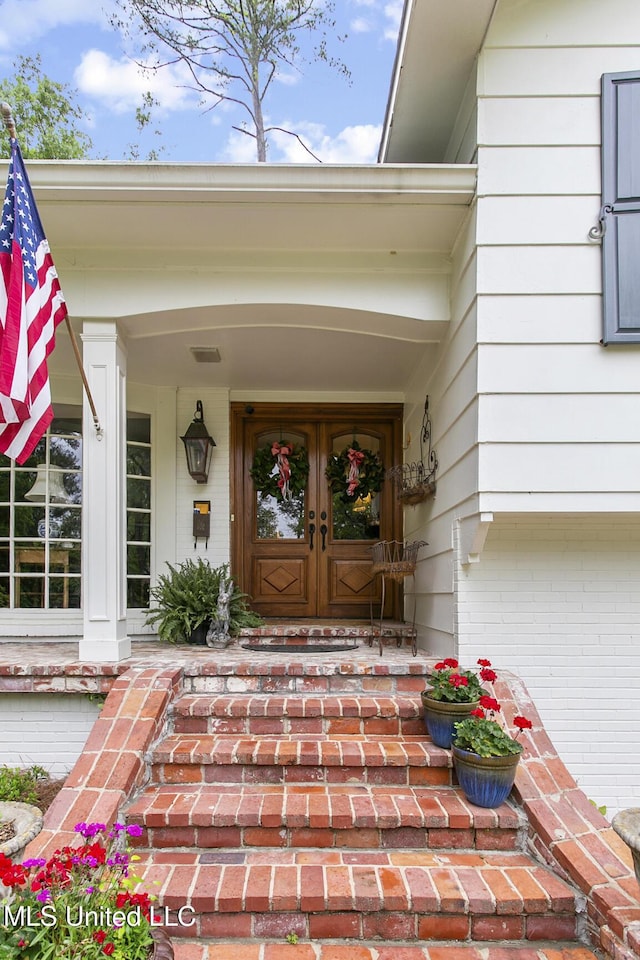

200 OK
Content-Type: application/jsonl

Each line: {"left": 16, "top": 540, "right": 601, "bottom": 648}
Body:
{"left": 231, "top": 403, "right": 403, "bottom": 618}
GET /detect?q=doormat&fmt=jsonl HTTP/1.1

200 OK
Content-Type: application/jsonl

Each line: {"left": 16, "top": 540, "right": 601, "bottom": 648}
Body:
{"left": 240, "top": 642, "right": 360, "bottom": 653}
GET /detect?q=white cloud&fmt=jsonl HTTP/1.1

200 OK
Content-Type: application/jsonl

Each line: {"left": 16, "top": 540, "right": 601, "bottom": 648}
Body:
{"left": 383, "top": 0, "right": 404, "bottom": 41}
{"left": 74, "top": 49, "right": 195, "bottom": 113}
{"left": 0, "top": 0, "right": 112, "bottom": 51}
{"left": 351, "top": 17, "right": 374, "bottom": 34}
{"left": 269, "top": 121, "right": 381, "bottom": 163}
{"left": 220, "top": 128, "right": 259, "bottom": 163}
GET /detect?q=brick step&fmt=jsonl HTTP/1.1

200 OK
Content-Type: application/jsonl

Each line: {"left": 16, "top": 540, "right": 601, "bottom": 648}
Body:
{"left": 180, "top": 655, "right": 432, "bottom": 695}
{"left": 172, "top": 694, "right": 425, "bottom": 736}
{"left": 171, "top": 942, "right": 600, "bottom": 960}
{"left": 150, "top": 734, "right": 449, "bottom": 785}
{"left": 124, "top": 783, "right": 525, "bottom": 851}
{"left": 238, "top": 621, "right": 416, "bottom": 640}
{"left": 138, "top": 848, "right": 582, "bottom": 943}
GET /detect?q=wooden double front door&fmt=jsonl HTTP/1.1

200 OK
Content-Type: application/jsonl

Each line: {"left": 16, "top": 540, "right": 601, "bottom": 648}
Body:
{"left": 231, "top": 403, "right": 403, "bottom": 619}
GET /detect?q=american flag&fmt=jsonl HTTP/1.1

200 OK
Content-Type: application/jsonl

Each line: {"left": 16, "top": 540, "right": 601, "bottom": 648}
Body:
{"left": 0, "top": 138, "right": 67, "bottom": 464}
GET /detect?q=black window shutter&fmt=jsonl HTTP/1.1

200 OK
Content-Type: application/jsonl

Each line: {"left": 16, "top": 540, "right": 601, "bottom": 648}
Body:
{"left": 600, "top": 70, "right": 640, "bottom": 344}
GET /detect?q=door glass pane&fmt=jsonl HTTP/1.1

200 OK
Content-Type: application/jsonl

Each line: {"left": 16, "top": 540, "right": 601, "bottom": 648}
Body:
{"left": 253, "top": 430, "right": 307, "bottom": 540}
{"left": 329, "top": 432, "right": 382, "bottom": 541}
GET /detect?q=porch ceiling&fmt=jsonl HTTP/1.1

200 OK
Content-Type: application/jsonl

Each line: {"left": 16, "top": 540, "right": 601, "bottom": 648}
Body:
{"left": 33, "top": 162, "right": 476, "bottom": 392}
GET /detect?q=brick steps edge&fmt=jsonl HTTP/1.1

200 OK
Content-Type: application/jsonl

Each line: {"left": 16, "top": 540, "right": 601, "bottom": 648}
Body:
{"left": 124, "top": 783, "right": 526, "bottom": 851}
{"left": 171, "top": 940, "right": 601, "bottom": 960}
{"left": 138, "top": 849, "right": 583, "bottom": 943}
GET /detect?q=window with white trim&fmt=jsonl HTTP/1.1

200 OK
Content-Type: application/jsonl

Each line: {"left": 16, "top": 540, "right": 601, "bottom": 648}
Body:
{"left": 0, "top": 406, "right": 82, "bottom": 609}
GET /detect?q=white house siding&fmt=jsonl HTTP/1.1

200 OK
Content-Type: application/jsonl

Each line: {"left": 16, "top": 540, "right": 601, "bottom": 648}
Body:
{"left": 457, "top": 514, "right": 640, "bottom": 818}
{"left": 452, "top": 0, "right": 640, "bottom": 816}
{"left": 405, "top": 205, "right": 480, "bottom": 657}
{"left": 475, "top": 0, "right": 640, "bottom": 508}
{"left": 0, "top": 694, "right": 101, "bottom": 776}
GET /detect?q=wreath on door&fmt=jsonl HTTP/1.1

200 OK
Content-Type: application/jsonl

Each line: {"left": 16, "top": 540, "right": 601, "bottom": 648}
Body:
{"left": 250, "top": 441, "right": 309, "bottom": 501}
{"left": 325, "top": 440, "right": 385, "bottom": 503}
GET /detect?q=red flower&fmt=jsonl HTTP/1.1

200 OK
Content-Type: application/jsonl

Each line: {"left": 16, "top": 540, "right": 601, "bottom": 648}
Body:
{"left": 479, "top": 668, "right": 497, "bottom": 682}
{"left": 449, "top": 674, "right": 468, "bottom": 688}
{"left": 93, "top": 930, "right": 107, "bottom": 944}
{"left": 443, "top": 658, "right": 458, "bottom": 668}
{"left": 514, "top": 716, "right": 533, "bottom": 730}
{"left": 102, "top": 944, "right": 115, "bottom": 956}
{"left": 470, "top": 708, "right": 486, "bottom": 718}
{"left": 479, "top": 695, "right": 501, "bottom": 712}
{"left": 0, "top": 863, "right": 27, "bottom": 886}
{"left": 477, "top": 658, "right": 492, "bottom": 667}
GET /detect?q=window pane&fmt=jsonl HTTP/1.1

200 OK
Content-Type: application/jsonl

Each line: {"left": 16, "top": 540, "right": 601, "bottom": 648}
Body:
{"left": 50, "top": 416, "right": 82, "bottom": 437}
{"left": 127, "top": 416, "right": 150, "bottom": 444}
{"left": 16, "top": 576, "right": 44, "bottom": 608}
{"left": 0, "top": 471, "right": 9, "bottom": 502}
{"left": 0, "top": 578, "right": 8, "bottom": 607}
{"left": 256, "top": 492, "right": 305, "bottom": 540}
{"left": 127, "top": 544, "right": 150, "bottom": 576}
{"left": 14, "top": 506, "right": 45, "bottom": 539}
{"left": 50, "top": 507, "right": 82, "bottom": 540}
{"left": 15, "top": 470, "right": 37, "bottom": 503}
{"left": 127, "top": 511, "right": 151, "bottom": 542}
{"left": 46, "top": 544, "right": 80, "bottom": 576}
{"left": 49, "top": 577, "right": 81, "bottom": 609}
{"left": 128, "top": 478, "right": 150, "bottom": 510}
{"left": 127, "top": 579, "right": 150, "bottom": 608}
{"left": 127, "top": 445, "right": 151, "bottom": 477}
{"left": 0, "top": 507, "right": 8, "bottom": 537}
{"left": 50, "top": 436, "right": 82, "bottom": 471}
{"left": 0, "top": 545, "right": 8, "bottom": 573}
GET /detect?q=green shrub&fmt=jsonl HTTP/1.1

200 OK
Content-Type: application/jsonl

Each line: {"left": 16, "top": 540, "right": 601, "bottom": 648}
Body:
{"left": 0, "top": 764, "right": 48, "bottom": 805}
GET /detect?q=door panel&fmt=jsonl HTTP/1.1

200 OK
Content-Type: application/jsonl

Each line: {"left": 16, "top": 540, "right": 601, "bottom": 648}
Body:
{"left": 232, "top": 403, "right": 403, "bottom": 619}
{"left": 319, "top": 422, "right": 396, "bottom": 618}
{"left": 243, "top": 422, "right": 317, "bottom": 617}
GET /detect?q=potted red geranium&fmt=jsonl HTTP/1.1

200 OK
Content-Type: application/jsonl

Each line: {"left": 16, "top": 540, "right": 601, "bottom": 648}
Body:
{"left": 422, "top": 657, "right": 497, "bottom": 748}
{"left": 452, "top": 698, "right": 533, "bottom": 808}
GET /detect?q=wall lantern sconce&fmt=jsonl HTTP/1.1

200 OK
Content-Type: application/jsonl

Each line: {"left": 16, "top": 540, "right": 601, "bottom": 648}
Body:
{"left": 181, "top": 400, "right": 216, "bottom": 484}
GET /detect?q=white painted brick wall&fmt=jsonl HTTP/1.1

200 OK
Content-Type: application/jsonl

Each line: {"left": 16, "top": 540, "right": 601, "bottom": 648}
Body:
{"left": 458, "top": 515, "right": 640, "bottom": 818}
{"left": 0, "top": 695, "right": 102, "bottom": 776}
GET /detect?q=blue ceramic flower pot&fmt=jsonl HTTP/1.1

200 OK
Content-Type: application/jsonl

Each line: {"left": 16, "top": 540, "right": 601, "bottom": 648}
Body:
{"left": 452, "top": 745, "right": 521, "bottom": 808}
{"left": 421, "top": 692, "right": 480, "bottom": 748}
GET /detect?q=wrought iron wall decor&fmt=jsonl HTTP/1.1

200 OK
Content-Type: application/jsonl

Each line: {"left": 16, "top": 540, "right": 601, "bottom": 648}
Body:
{"left": 387, "top": 397, "right": 438, "bottom": 505}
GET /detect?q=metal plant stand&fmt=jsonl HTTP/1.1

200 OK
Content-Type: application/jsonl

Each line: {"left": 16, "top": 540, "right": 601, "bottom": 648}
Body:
{"left": 369, "top": 539, "right": 426, "bottom": 656}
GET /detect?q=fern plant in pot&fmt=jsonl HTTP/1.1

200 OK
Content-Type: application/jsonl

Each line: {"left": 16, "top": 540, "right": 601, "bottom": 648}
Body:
{"left": 144, "top": 559, "right": 262, "bottom": 645}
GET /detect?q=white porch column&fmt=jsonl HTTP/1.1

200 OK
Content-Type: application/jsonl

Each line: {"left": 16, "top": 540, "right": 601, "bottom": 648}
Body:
{"left": 79, "top": 320, "right": 131, "bottom": 661}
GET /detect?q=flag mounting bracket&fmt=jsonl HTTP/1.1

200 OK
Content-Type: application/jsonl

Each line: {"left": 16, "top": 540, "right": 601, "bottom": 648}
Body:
{"left": 0, "top": 102, "right": 103, "bottom": 443}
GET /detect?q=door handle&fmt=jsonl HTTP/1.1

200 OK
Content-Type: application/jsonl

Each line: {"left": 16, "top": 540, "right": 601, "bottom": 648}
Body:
{"left": 309, "top": 522, "right": 315, "bottom": 550}
{"left": 320, "top": 523, "right": 327, "bottom": 551}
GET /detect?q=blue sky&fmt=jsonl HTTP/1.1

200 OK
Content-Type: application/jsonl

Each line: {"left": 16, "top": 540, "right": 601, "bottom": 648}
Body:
{"left": 0, "top": 0, "right": 402, "bottom": 163}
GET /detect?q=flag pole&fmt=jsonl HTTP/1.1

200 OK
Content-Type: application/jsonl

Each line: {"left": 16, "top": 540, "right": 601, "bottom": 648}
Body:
{"left": 0, "top": 102, "right": 103, "bottom": 440}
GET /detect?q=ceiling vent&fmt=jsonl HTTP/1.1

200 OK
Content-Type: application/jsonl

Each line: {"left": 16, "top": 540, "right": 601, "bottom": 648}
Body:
{"left": 190, "top": 346, "right": 221, "bottom": 363}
